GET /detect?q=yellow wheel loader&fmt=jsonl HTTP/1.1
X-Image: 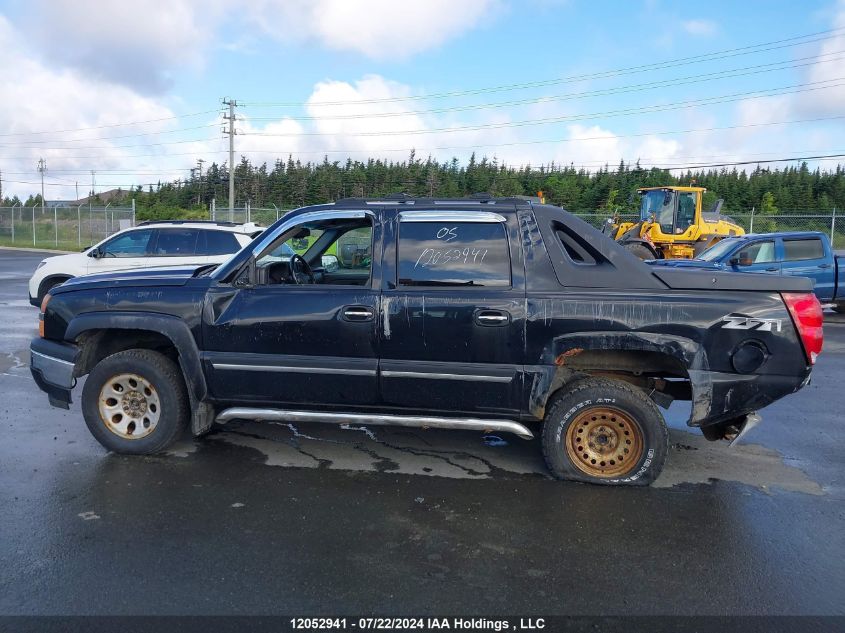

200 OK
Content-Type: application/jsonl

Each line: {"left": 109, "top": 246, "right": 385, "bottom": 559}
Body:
{"left": 603, "top": 186, "right": 745, "bottom": 259}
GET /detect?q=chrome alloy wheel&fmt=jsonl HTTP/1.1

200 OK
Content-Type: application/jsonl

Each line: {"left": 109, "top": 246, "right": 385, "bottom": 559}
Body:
{"left": 98, "top": 373, "right": 161, "bottom": 440}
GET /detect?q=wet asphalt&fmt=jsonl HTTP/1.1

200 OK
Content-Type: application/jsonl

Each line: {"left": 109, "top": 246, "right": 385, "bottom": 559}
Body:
{"left": 0, "top": 248, "right": 844, "bottom": 616}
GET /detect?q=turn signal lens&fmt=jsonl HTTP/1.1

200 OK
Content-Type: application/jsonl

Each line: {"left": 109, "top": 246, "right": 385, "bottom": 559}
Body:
{"left": 38, "top": 294, "right": 51, "bottom": 338}
{"left": 782, "top": 292, "right": 823, "bottom": 365}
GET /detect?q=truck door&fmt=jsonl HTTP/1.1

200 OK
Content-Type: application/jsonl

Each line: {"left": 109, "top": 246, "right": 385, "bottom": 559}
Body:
{"left": 731, "top": 238, "right": 780, "bottom": 275}
{"left": 201, "top": 210, "right": 381, "bottom": 406}
{"left": 377, "top": 209, "right": 525, "bottom": 416}
{"left": 781, "top": 236, "right": 834, "bottom": 301}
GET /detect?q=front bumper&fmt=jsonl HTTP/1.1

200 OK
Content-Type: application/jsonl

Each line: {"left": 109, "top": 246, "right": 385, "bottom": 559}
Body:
{"left": 30, "top": 338, "right": 80, "bottom": 409}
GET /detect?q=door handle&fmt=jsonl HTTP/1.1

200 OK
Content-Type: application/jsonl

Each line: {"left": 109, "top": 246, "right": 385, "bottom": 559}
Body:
{"left": 475, "top": 309, "right": 511, "bottom": 326}
{"left": 765, "top": 267, "right": 778, "bottom": 272}
{"left": 342, "top": 306, "right": 374, "bottom": 322}
{"left": 818, "top": 263, "right": 832, "bottom": 269}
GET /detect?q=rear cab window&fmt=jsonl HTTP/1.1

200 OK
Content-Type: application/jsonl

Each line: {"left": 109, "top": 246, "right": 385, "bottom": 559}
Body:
{"left": 783, "top": 238, "right": 824, "bottom": 261}
{"left": 397, "top": 221, "right": 511, "bottom": 287}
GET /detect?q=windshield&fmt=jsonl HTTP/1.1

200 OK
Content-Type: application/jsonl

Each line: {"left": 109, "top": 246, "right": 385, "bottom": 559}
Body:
{"left": 639, "top": 190, "right": 674, "bottom": 233}
{"left": 697, "top": 238, "right": 741, "bottom": 261}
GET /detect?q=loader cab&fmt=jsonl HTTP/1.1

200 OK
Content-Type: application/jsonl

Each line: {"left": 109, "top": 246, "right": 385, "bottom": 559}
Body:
{"left": 638, "top": 188, "right": 699, "bottom": 236}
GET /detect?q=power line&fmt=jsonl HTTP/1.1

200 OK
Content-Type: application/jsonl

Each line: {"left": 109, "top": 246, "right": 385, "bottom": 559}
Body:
{"left": 2, "top": 112, "right": 845, "bottom": 163}
{"left": 0, "top": 136, "right": 221, "bottom": 151}
{"left": 5, "top": 152, "right": 845, "bottom": 191}
{"left": 0, "top": 123, "right": 220, "bottom": 147}
{"left": 0, "top": 110, "right": 220, "bottom": 138}
{"left": 242, "top": 27, "right": 845, "bottom": 108}
{"left": 239, "top": 78, "right": 845, "bottom": 138}
{"left": 240, "top": 51, "right": 845, "bottom": 123}
{"left": 233, "top": 114, "right": 845, "bottom": 155}
{"left": 7, "top": 147, "right": 845, "bottom": 174}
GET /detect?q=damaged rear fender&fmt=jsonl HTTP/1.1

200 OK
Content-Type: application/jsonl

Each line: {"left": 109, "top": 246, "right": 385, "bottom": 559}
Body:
{"left": 527, "top": 331, "right": 715, "bottom": 426}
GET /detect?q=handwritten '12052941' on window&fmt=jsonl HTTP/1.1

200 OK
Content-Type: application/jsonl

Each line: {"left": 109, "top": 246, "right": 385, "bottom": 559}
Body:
{"left": 413, "top": 226, "right": 488, "bottom": 268}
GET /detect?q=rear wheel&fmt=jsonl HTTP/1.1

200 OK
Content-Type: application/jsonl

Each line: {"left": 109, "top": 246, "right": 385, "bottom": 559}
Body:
{"left": 542, "top": 378, "right": 669, "bottom": 486}
{"left": 81, "top": 349, "right": 188, "bottom": 454}
{"left": 623, "top": 242, "right": 656, "bottom": 260}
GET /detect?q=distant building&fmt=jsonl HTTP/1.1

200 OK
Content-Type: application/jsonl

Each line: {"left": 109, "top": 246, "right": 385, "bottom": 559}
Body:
{"left": 58, "top": 189, "right": 128, "bottom": 206}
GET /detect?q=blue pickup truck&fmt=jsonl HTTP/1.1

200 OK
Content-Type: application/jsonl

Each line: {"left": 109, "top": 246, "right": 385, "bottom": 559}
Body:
{"left": 650, "top": 231, "right": 843, "bottom": 309}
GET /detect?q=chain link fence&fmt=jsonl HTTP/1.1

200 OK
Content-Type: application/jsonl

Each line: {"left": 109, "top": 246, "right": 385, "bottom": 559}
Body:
{"left": 210, "top": 202, "right": 291, "bottom": 227}
{"left": 0, "top": 205, "right": 136, "bottom": 251}
{"left": 1, "top": 203, "right": 841, "bottom": 251}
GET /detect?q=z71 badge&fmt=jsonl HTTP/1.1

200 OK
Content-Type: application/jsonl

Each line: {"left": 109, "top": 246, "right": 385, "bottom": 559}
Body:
{"left": 721, "top": 315, "right": 782, "bottom": 332}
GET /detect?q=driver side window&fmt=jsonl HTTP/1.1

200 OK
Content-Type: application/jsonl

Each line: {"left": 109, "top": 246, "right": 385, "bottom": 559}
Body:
{"left": 256, "top": 218, "right": 373, "bottom": 287}
{"left": 99, "top": 229, "right": 154, "bottom": 257}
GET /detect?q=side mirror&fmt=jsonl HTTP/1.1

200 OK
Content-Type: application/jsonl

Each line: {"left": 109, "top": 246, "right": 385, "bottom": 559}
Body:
{"left": 321, "top": 254, "right": 339, "bottom": 272}
{"left": 730, "top": 252, "right": 752, "bottom": 266}
{"left": 88, "top": 247, "right": 101, "bottom": 259}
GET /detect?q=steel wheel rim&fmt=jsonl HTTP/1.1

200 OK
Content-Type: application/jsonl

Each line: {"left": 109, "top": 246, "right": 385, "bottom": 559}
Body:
{"left": 565, "top": 406, "right": 644, "bottom": 478}
{"left": 98, "top": 373, "right": 161, "bottom": 440}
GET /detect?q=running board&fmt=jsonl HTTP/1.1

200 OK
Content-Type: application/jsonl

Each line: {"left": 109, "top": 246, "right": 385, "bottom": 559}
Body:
{"left": 215, "top": 407, "right": 534, "bottom": 440}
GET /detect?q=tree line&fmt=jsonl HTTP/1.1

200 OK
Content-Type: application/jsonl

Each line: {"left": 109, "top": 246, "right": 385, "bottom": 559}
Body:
{"left": 4, "top": 154, "right": 845, "bottom": 220}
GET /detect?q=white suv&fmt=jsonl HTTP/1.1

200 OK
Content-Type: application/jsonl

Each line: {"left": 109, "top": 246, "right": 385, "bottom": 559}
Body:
{"left": 28, "top": 221, "right": 262, "bottom": 305}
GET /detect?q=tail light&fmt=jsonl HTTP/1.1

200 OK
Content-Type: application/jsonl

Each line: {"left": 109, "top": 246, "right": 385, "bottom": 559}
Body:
{"left": 38, "top": 294, "right": 51, "bottom": 338}
{"left": 782, "top": 292, "right": 823, "bottom": 365}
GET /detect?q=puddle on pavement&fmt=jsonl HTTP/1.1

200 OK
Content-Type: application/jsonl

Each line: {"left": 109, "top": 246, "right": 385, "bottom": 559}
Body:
{"left": 0, "top": 350, "right": 27, "bottom": 373}
{"left": 166, "top": 419, "right": 823, "bottom": 495}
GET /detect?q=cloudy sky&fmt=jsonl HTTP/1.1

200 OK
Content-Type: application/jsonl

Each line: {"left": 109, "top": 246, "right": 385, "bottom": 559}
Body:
{"left": 1, "top": 0, "right": 845, "bottom": 200}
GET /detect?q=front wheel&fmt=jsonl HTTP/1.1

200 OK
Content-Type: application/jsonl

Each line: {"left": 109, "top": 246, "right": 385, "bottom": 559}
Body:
{"left": 81, "top": 349, "right": 188, "bottom": 454}
{"left": 37, "top": 276, "right": 70, "bottom": 304}
{"left": 623, "top": 242, "right": 657, "bottom": 260}
{"left": 542, "top": 377, "right": 669, "bottom": 486}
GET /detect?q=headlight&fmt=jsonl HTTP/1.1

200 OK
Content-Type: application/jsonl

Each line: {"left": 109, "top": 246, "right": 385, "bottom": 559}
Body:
{"left": 36, "top": 260, "right": 47, "bottom": 269}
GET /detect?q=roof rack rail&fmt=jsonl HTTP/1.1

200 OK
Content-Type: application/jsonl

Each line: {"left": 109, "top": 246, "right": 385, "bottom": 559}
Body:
{"left": 383, "top": 192, "right": 414, "bottom": 201}
{"left": 137, "top": 220, "right": 242, "bottom": 227}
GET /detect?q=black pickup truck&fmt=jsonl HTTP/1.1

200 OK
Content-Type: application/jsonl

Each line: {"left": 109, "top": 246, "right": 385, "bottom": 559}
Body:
{"left": 30, "top": 196, "right": 823, "bottom": 486}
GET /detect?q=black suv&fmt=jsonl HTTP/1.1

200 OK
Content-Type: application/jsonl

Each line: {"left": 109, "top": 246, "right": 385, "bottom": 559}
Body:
{"left": 30, "top": 196, "right": 822, "bottom": 486}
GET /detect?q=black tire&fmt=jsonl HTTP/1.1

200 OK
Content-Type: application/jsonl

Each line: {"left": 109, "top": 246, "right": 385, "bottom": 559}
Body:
{"left": 542, "top": 377, "right": 669, "bottom": 486}
{"left": 37, "top": 276, "right": 70, "bottom": 303}
{"left": 81, "top": 349, "right": 188, "bottom": 454}
{"left": 623, "top": 242, "right": 656, "bottom": 260}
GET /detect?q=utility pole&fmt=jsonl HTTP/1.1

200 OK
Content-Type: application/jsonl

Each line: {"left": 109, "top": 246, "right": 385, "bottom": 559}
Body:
{"left": 37, "top": 158, "right": 47, "bottom": 214}
{"left": 222, "top": 98, "right": 238, "bottom": 221}
{"left": 89, "top": 170, "right": 95, "bottom": 245}
{"left": 196, "top": 158, "right": 205, "bottom": 207}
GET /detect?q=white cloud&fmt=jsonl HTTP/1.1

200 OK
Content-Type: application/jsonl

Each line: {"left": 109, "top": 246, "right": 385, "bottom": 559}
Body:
{"left": 245, "top": 0, "right": 501, "bottom": 60}
{"left": 235, "top": 75, "right": 688, "bottom": 175}
{"left": 0, "top": 14, "right": 217, "bottom": 200}
{"left": 19, "top": 0, "right": 499, "bottom": 93}
{"left": 26, "top": 0, "right": 226, "bottom": 93}
{"left": 798, "top": 0, "right": 845, "bottom": 115}
{"left": 681, "top": 19, "right": 718, "bottom": 37}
